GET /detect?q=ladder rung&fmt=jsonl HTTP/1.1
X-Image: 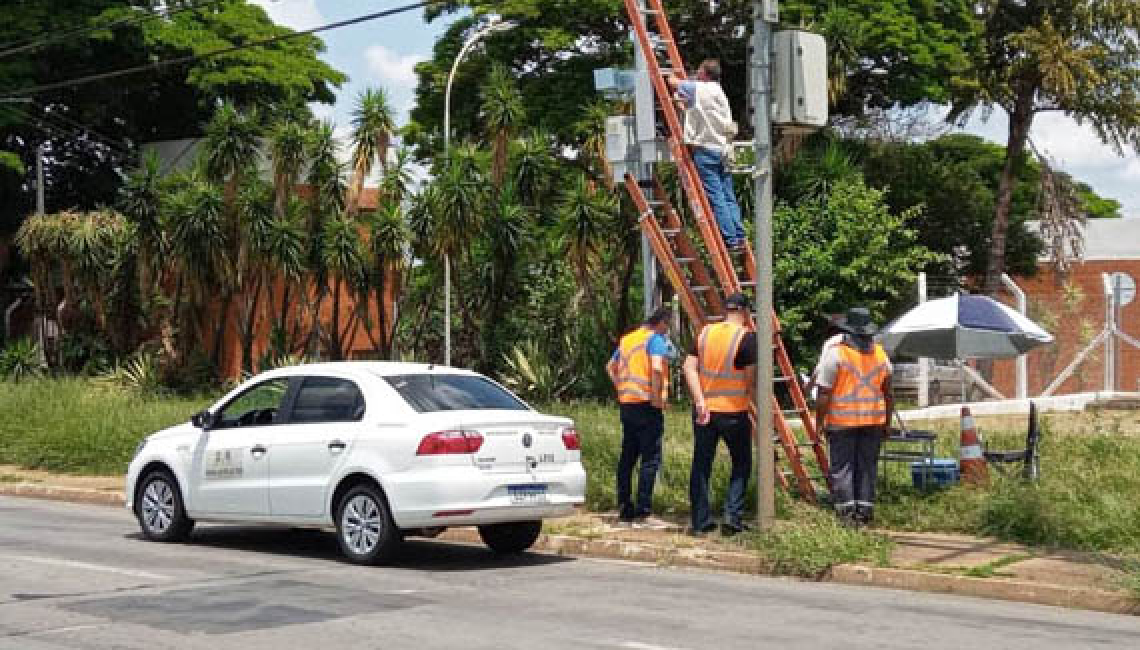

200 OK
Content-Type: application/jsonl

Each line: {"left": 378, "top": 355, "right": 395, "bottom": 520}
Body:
{"left": 676, "top": 257, "right": 695, "bottom": 264}
{"left": 706, "top": 315, "right": 724, "bottom": 321}
{"left": 781, "top": 408, "right": 802, "bottom": 415}
{"left": 739, "top": 281, "right": 756, "bottom": 287}
{"left": 691, "top": 286, "right": 711, "bottom": 292}
{"left": 661, "top": 228, "right": 680, "bottom": 236}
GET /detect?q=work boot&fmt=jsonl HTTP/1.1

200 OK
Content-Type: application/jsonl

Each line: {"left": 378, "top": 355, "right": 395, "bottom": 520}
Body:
{"left": 854, "top": 504, "right": 874, "bottom": 528}
{"left": 835, "top": 503, "right": 858, "bottom": 529}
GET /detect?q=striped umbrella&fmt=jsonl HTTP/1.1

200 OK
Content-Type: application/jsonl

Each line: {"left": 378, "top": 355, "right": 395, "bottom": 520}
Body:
{"left": 879, "top": 294, "right": 1053, "bottom": 360}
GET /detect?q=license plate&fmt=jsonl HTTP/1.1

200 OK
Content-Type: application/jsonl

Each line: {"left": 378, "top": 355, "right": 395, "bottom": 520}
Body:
{"left": 508, "top": 484, "right": 548, "bottom": 504}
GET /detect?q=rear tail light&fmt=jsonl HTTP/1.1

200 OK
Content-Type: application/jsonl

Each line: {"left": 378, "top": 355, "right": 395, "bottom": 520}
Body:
{"left": 561, "top": 427, "right": 580, "bottom": 450}
{"left": 416, "top": 430, "right": 484, "bottom": 455}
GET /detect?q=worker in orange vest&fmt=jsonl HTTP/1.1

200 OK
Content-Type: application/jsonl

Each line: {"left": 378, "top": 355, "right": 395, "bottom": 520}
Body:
{"left": 606, "top": 306, "right": 673, "bottom": 526}
{"left": 814, "top": 307, "right": 894, "bottom": 527}
{"left": 682, "top": 293, "right": 756, "bottom": 535}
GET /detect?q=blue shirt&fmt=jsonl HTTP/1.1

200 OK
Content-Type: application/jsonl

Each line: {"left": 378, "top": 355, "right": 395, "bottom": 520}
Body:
{"left": 611, "top": 331, "right": 671, "bottom": 362}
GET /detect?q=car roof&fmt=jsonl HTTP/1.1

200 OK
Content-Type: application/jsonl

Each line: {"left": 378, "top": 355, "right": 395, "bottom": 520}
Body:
{"left": 267, "top": 361, "right": 482, "bottom": 379}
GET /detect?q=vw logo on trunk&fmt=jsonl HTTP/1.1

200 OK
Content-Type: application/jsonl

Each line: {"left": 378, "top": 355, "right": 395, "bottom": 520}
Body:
{"left": 522, "top": 433, "right": 533, "bottom": 448}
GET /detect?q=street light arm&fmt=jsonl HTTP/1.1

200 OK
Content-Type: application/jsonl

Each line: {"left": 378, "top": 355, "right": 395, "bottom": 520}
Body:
{"left": 443, "top": 20, "right": 516, "bottom": 152}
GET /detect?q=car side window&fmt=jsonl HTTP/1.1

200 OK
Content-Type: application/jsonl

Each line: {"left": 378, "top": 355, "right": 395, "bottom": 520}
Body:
{"left": 217, "top": 378, "right": 292, "bottom": 428}
{"left": 287, "top": 376, "right": 365, "bottom": 424}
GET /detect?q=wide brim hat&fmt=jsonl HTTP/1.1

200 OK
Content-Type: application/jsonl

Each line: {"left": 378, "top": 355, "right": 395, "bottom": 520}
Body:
{"left": 838, "top": 307, "right": 878, "bottom": 336}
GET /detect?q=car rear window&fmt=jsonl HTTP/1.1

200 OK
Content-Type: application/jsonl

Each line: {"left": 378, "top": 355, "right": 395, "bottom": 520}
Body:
{"left": 383, "top": 374, "right": 529, "bottom": 413}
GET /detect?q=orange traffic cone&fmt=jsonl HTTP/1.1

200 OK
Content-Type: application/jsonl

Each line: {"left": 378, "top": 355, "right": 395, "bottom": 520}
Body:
{"left": 959, "top": 406, "right": 988, "bottom": 485}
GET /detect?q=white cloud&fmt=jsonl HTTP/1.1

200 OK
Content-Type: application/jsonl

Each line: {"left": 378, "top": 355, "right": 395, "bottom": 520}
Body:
{"left": 364, "top": 45, "right": 426, "bottom": 87}
{"left": 249, "top": 0, "right": 324, "bottom": 31}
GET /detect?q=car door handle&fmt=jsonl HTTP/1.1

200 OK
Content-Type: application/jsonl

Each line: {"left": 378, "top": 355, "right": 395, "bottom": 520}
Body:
{"left": 250, "top": 444, "right": 267, "bottom": 457}
{"left": 328, "top": 440, "right": 347, "bottom": 452}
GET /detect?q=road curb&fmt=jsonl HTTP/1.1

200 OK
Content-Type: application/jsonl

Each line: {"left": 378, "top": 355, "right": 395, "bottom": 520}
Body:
{"left": 3, "top": 484, "right": 1136, "bottom": 615}
{"left": 0, "top": 483, "right": 126, "bottom": 508}
{"left": 829, "top": 564, "right": 1140, "bottom": 616}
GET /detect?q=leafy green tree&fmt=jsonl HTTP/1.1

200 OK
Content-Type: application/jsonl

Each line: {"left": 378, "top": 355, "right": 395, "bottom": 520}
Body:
{"left": 773, "top": 176, "right": 942, "bottom": 364}
{"left": 0, "top": 0, "right": 345, "bottom": 236}
{"left": 367, "top": 200, "right": 409, "bottom": 358}
{"left": 320, "top": 213, "right": 366, "bottom": 360}
{"left": 949, "top": 0, "right": 1140, "bottom": 294}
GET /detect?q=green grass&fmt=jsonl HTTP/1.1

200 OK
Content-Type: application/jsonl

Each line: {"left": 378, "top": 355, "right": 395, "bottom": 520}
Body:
{"left": 0, "top": 378, "right": 209, "bottom": 475}
{"left": 742, "top": 503, "right": 893, "bottom": 578}
{"left": 5, "top": 382, "right": 1140, "bottom": 564}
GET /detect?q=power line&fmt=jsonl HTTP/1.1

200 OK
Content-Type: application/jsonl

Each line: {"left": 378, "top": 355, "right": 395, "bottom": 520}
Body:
{"left": 1, "top": 1, "right": 437, "bottom": 100}
{"left": 35, "top": 101, "right": 133, "bottom": 156}
{"left": 0, "top": 104, "right": 132, "bottom": 157}
{"left": 0, "top": 0, "right": 226, "bottom": 61}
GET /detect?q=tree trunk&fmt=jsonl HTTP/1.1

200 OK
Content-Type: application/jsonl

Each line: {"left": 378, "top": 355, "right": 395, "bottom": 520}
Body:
{"left": 240, "top": 274, "right": 264, "bottom": 375}
{"left": 211, "top": 291, "right": 234, "bottom": 372}
{"left": 330, "top": 276, "right": 343, "bottom": 360}
{"left": 985, "top": 92, "right": 1036, "bottom": 296}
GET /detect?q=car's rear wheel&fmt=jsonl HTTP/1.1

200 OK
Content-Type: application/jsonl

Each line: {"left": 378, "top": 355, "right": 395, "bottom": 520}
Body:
{"left": 478, "top": 520, "right": 542, "bottom": 554}
{"left": 136, "top": 470, "right": 194, "bottom": 542}
{"left": 335, "top": 484, "right": 402, "bottom": 565}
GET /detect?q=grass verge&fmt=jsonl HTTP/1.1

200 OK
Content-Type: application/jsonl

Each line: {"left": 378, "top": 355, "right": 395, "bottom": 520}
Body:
{"left": 0, "top": 378, "right": 208, "bottom": 475}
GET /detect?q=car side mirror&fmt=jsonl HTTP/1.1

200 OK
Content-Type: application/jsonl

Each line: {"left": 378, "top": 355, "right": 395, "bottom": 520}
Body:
{"left": 191, "top": 410, "right": 215, "bottom": 430}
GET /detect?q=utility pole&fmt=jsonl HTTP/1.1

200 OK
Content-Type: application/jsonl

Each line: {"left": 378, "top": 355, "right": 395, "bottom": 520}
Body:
{"left": 751, "top": 0, "right": 777, "bottom": 530}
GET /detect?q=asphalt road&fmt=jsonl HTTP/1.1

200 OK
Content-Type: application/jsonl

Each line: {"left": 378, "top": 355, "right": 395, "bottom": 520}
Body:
{"left": 1, "top": 496, "right": 1138, "bottom": 649}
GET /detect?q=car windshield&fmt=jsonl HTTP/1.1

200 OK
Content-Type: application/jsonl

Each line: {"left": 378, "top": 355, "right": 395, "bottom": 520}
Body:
{"left": 382, "top": 374, "right": 529, "bottom": 413}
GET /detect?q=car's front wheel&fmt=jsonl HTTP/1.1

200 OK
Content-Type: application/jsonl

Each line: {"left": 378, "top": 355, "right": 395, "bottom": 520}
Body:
{"left": 478, "top": 520, "right": 542, "bottom": 554}
{"left": 335, "top": 484, "right": 402, "bottom": 565}
{"left": 136, "top": 470, "right": 194, "bottom": 542}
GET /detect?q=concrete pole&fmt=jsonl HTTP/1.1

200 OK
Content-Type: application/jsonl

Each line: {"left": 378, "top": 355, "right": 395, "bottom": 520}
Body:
{"left": 1001, "top": 274, "right": 1029, "bottom": 399}
{"left": 751, "top": 0, "right": 777, "bottom": 530}
{"left": 632, "top": 6, "right": 658, "bottom": 318}
{"left": 917, "top": 272, "right": 929, "bottom": 407}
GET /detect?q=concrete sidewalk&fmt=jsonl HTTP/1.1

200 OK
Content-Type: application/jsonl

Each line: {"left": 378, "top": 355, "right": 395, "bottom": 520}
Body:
{"left": 1, "top": 464, "right": 1135, "bottom": 616}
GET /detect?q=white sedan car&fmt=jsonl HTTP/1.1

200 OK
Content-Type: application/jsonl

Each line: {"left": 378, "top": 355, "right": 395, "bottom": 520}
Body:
{"left": 125, "top": 362, "right": 586, "bottom": 564}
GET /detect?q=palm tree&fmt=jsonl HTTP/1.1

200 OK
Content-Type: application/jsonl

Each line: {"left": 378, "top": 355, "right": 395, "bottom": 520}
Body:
{"left": 367, "top": 199, "right": 409, "bottom": 357}
{"left": 321, "top": 212, "right": 367, "bottom": 359}
{"left": 512, "top": 129, "right": 555, "bottom": 214}
{"left": 164, "top": 177, "right": 228, "bottom": 364}
{"left": 235, "top": 179, "right": 276, "bottom": 373}
{"left": 556, "top": 172, "right": 616, "bottom": 313}
{"left": 347, "top": 88, "right": 395, "bottom": 215}
{"left": 119, "top": 152, "right": 165, "bottom": 302}
{"left": 480, "top": 63, "right": 525, "bottom": 188}
{"left": 269, "top": 118, "right": 308, "bottom": 218}
{"left": 202, "top": 103, "right": 262, "bottom": 368}
{"left": 574, "top": 99, "right": 616, "bottom": 189}
{"left": 263, "top": 197, "right": 308, "bottom": 352}
{"left": 379, "top": 146, "right": 415, "bottom": 206}
{"left": 302, "top": 120, "right": 344, "bottom": 358}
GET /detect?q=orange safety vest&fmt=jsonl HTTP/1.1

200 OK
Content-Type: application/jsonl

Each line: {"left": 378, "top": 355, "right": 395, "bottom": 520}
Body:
{"left": 826, "top": 342, "right": 891, "bottom": 429}
{"left": 697, "top": 322, "right": 750, "bottom": 413}
{"left": 615, "top": 327, "right": 667, "bottom": 404}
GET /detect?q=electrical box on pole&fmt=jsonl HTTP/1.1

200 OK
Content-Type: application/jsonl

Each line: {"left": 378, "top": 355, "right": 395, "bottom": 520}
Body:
{"left": 771, "top": 30, "right": 828, "bottom": 129}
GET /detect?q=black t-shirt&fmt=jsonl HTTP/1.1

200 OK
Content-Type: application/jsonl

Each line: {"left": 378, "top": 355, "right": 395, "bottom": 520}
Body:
{"left": 690, "top": 331, "right": 757, "bottom": 369}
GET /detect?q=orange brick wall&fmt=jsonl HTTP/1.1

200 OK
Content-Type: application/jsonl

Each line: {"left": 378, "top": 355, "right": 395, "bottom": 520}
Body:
{"left": 990, "top": 260, "right": 1140, "bottom": 396}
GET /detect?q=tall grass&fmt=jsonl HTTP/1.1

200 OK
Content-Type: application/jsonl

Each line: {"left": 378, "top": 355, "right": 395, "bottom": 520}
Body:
{"left": 3, "top": 382, "right": 1139, "bottom": 557}
{"left": 0, "top": 378, "right": 208, "bottom": 475}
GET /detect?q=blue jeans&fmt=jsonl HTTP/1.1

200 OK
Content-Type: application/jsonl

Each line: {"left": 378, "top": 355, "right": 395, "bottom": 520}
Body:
{"left": 617, "top": 402, "right": 664, "bottom": 520}
{"left": 690, "top": 411, "right": 752, "bottom": 530}
{"left": 692, "top": 146, "right": 745, "bottom": 245}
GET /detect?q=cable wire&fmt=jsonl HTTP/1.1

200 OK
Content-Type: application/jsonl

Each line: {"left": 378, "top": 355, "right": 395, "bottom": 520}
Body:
{"left": 0, "top": 0, "right": 226, "bottom": 61}
{"left": 1, "top": 1, "right": 436, "bottom": 100}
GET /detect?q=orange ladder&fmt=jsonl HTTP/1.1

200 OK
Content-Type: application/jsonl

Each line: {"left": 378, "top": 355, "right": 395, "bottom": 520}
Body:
{"left": 622, "top": 0, "right": 830, "bottom": 500}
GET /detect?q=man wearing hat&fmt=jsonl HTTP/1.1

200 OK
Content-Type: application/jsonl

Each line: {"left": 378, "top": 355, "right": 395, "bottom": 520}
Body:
{"left": 682, "top": 292, "right": 756, "bottom": 535}
{"left": 814, "top": 307, "right": 893, "bottom": 527}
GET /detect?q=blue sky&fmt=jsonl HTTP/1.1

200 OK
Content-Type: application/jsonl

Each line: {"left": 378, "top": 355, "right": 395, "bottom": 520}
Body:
{"left": 252, "top": 0, "right": 1139, "bottom": 218}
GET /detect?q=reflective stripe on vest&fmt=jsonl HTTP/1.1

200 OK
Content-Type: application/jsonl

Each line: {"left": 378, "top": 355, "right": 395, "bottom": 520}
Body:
{"left": 826, "top": 342, "right": 890, "bottom": 429}
{"left": 698, "top": 323, "right": 749, "bottom": 412}
{"left": 617, "top": 328, "right": 655, "bottom": 404}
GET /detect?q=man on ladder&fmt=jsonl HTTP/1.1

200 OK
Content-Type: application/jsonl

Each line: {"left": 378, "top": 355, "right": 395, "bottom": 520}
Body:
{"left": 665, "top": 60, "right": 746, "bottom": 250}
{"left": 682, "top": 292, "right": 756, "bottom": 535}
{"left": 813, "top": 307, "right": 893, "bottom": 527}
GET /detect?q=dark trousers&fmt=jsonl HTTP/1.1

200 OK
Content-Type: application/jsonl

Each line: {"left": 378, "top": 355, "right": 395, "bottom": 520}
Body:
{"left": 690, "top": 411, "right": 752, "bottom": 530}
{"left": 827, "top": 426, "right": 883, "bottom": 512}
{"left": 617, "top": 402, "right": 664, "bottom": 520}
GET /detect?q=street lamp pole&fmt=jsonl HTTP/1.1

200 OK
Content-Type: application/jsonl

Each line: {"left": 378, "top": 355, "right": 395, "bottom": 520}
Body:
{"left": 441, "top": 18, "right": 516, "bottom": 367}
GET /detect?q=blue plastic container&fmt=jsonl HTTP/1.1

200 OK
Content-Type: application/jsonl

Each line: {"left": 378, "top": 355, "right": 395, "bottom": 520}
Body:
{"left": 911, "top": 459, "right": 960, "bottom": 489}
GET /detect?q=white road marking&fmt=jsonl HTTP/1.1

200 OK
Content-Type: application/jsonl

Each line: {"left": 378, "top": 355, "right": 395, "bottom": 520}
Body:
{"left": 1, "top": 554, "right": 169, "bottom": 581}
{"left": 619, "top": 642, "right": 688, "bottom": 650}
{"left": 28, "top": 623, "right": 111, "bottom": 637}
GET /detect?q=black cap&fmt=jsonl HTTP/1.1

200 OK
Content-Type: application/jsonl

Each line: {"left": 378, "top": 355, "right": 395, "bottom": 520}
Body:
{"left": 837, "top": 307, "right": 878, "bottom": 336}
{"left": 724, "top": 292, "right": 750, "bottom": 311}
